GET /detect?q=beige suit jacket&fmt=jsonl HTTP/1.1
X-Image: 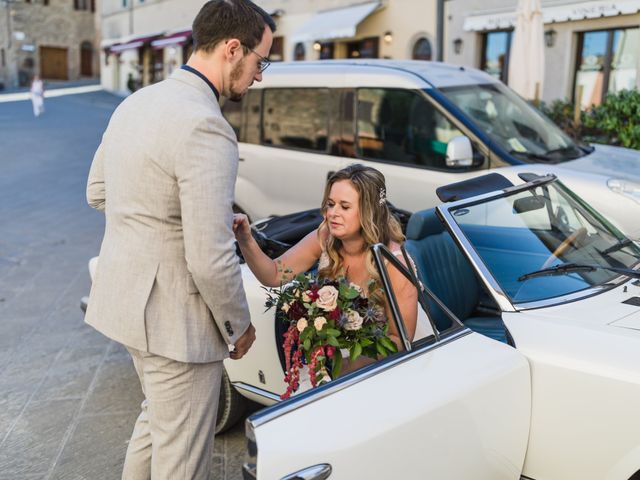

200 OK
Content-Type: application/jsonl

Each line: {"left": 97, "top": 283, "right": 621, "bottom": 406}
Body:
{"left": 85, "top": 68, "right": 251, "bottom": 363}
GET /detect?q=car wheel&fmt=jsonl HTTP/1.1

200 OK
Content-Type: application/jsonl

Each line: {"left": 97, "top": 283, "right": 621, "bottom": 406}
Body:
{"left": 215, "top": 368, "right": 248, "bottom": 434}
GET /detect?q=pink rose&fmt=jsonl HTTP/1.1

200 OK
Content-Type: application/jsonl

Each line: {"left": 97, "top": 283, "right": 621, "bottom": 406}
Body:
{"left": 316, "top": 285, "right": 339, "bottom": 311}
{"left": 344, "top": 310, "right": 363, "bottom": 331}
{"left": 296, "top": 318, "right": 308, "bottom": 332}
{"left": 314, "top": 316, "right": 327, "bottom": 331}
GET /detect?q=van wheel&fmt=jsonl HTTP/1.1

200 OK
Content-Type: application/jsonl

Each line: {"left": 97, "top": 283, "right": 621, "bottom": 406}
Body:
{"left": 215, "top": 368, "right": 248, "bottom": 434}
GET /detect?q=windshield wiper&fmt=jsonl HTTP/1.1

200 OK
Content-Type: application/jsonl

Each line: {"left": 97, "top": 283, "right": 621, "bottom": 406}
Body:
{"left": 518, "top": 262, "right": 640, "bottom": 282}
{"left": 543, "top": 146, "right": 583, "bottom": 159}
{"left": 508, "top": 150, "right": 553, "bottom": 162}
{"left": 600, "top": 238, "right": 637, "bottom": 255}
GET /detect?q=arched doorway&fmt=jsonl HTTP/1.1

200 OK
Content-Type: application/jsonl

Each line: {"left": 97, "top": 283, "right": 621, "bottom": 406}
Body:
{"left": 80, "top": 41, "right": 93, "bottom": 76}
{"left": 412, "top": 37, "right": 432, "bottom": 61}
{"left": 294, "top": 43, "right": 305, "bottom": 61}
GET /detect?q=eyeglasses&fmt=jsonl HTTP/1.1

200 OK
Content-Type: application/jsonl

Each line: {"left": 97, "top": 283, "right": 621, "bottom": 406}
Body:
{"left": 242, "top": 44, "right": 271, "bottom": 73}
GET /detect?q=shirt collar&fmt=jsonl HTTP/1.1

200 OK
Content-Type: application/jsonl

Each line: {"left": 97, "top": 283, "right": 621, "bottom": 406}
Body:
{"left": 180, "top": 65, "right": 220, "bottom": 101}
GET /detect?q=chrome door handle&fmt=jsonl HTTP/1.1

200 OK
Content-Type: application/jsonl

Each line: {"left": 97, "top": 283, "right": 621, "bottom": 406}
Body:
{"left": 281, "top": 463, "right": 332, "bottom": 480}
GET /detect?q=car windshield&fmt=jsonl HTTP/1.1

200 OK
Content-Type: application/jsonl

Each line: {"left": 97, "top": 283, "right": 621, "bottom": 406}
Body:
{"left": 440, "top": 83, "right": 586, "bottom": 163}
{"left": 447, "top": 180, "right": 640, "bottom": 304}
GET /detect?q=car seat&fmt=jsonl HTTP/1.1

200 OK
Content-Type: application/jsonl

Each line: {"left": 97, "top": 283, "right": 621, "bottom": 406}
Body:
{"left": 404, "top": 208, "right": 508, "bottom": 343}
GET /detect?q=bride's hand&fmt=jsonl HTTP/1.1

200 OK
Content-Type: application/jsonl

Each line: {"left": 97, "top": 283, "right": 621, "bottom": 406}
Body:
{"left": 232, "top": 213, "right": 252, "bottom": 243}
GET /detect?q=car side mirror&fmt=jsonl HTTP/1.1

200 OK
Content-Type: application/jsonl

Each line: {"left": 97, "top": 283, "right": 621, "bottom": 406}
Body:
{"left": 445, "top": 136, "right": 473, "bottom": 168}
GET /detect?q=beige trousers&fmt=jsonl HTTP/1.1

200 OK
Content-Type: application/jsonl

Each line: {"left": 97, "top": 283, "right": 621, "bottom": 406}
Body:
{"left": 123, "top": 347, "right": 223, "bottom": 480}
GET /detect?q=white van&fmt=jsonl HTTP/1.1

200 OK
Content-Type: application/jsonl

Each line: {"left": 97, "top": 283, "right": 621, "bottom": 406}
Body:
{"left": 222, "top": 60, "right": 640, "bottom": 237}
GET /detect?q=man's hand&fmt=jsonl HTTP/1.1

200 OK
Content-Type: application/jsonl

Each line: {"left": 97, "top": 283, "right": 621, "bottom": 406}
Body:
{"left": 230, "top": 324, "right": 256, "bottom": 360}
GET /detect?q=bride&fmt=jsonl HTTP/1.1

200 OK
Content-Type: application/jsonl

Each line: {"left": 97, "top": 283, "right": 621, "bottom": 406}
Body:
{"left": 234, "top": 164, "right": 418, "bottom": 359}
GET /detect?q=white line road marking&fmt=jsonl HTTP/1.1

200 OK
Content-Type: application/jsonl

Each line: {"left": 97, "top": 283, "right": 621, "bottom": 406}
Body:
{"left": 0, "top": 85, "right": 104, "bottom": 103}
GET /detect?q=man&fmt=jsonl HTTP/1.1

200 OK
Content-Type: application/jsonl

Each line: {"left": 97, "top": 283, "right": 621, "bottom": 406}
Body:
{"left": 85, "top": 1, "right": 275, "bottom": 478}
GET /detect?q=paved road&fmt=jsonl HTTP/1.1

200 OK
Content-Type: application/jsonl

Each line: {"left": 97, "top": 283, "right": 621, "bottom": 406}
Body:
{"left": 0, "top": 91, "right": 252, "bottom": 479}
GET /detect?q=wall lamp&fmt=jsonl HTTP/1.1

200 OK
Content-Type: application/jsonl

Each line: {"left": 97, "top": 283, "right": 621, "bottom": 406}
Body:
{"left": 313, "top": 41, "right": 322, "bottom": 52}
{"left": 545, "top": 29, "right": 557, "bottom": 47}
{"left": 453, "top": 38, "right": 463, "bottom": 55}
{"left": 383, "top": 31, "right": 393, "bottom": 44}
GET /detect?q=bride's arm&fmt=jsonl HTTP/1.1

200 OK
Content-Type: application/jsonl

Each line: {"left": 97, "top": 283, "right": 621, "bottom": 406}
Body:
{"left": 233, "top": 214, "right": 324, "bottom": 287}
{"left": 385, "top": 260, "right": 418, "bottom": 349}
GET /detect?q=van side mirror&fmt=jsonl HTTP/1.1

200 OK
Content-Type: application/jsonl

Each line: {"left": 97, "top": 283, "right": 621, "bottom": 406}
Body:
{"left": 445, "top": 136, "right": 473, "bottom": 168}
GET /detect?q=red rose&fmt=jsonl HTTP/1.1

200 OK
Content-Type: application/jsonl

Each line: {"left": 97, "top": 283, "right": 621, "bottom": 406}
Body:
{"left": 328, "top": 306, "right": 341, "bottom": 321}
{"left": 288, "top": 301, "right": 306, "bottom": 321}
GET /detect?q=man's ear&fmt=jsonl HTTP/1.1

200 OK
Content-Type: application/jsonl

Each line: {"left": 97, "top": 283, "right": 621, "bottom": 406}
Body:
{"left": 224, "top": 38, "right": 243, "bottom": 61}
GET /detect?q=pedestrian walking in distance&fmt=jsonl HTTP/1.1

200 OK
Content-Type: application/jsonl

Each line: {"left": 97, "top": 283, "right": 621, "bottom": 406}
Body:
{"left": 85, "top": 1, "right": 275, "bottom": 478}
{"left": 30, "top": 75, "right": 45, "bottom": 117}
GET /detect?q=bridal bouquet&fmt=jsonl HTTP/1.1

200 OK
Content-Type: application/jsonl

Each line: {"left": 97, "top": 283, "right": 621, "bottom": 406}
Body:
{"left": 265, "top": 271, "right": 398, "bottom": 400}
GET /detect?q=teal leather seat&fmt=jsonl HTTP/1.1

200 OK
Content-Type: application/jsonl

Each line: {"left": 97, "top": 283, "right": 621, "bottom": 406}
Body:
{"left": 404, "top": 208, "right": 507, "bottom": 343}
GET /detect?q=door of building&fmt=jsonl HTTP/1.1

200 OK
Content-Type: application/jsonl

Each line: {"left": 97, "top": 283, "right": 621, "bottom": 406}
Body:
{"left": 40, "top": 46, "right": 68, "bottom": 80}
{"left": 80, "top": 41, "right": 93, "bottom": 76}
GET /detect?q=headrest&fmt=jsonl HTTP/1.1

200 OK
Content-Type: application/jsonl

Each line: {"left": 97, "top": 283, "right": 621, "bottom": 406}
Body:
{"left": 406, "top": 208, "right": 445, "bottom": 240}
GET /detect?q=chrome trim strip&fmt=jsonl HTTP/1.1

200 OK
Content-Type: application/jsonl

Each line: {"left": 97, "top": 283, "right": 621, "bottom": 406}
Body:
{"left": 281, "top": 464, "right": 332, "bottom": 480}
{"left": 247, "top": 328, "right": 472, "bottom": 429}
{"left": 233, "top": 382, "right": 281, "bottom": 402}
{"left": 372, "top": 244, "right": 413, "bottom": 351}
{"left": 513, "top": 277, "right": 631, "bottom": 310}
{"left": 437, "top": 205, "right": 516, "bottom": 312}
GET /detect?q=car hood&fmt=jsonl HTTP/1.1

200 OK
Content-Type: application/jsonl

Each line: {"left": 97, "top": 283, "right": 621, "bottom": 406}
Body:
{"left": 515, "top": 279, "right": 640, "bottom": 333}
{"left": 502, "top": 280, "right": 640, "bottom": 374}
{"left": 560, "top": 144, "right": 640, "bottom": 182}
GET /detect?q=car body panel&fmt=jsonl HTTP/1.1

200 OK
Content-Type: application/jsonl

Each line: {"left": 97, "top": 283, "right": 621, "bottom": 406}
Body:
{"left": 252, "top": 332, "right": 531, "bottom": 480}
{"left": 502, "top": 285, "right": 640, "bottom": 479}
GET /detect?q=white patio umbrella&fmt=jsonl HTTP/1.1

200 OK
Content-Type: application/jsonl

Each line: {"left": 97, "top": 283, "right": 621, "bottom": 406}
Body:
{"left": 508, "top": 0, "right": 545, "bottom": 101}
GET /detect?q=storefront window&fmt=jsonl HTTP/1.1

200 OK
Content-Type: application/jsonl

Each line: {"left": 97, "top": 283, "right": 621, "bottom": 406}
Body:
{"left": 412, "top": 38, "right": 432, "bottom": 61}
{"left": 480, "top": 30, "right": 512, "bottom": 84}
{"left": 347, "top": 37, "right": 379, "bottom": 59}
{"left": 575, "top": 27, "right": 639, "bottom": 109}
{"left": 320, "top": 42, "right": 334, "bottom": 60}
{"left": 270, "top": 37, "right": 284, "bottom": 62}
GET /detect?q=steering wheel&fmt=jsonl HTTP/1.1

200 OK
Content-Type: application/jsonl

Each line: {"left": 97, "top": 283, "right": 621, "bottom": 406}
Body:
{"left": 540, "top": 227, "right": 588, "bottom": 269}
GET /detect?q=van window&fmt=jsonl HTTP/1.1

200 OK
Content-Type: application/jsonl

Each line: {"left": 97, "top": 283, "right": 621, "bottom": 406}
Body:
{"left": 356, "top": 88, "right": 466, "bottom": 170}
{"left": 221, "top": 98, "right": 242, "bottom": 139}
{"left": 263, "top": 88, "right": 330, "bottom": 152}
{"left": 244, "top": 89, "right": 262, "bottom": 145}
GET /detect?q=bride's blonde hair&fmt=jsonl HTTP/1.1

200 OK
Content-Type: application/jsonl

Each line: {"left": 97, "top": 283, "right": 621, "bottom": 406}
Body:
{"left": 318, "top": 164, "right": 404, "bottom": 305}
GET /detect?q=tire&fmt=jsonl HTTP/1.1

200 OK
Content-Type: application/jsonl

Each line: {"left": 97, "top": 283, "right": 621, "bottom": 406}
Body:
{"left": 215, "top": 368, "right": 248, "bottom": 434}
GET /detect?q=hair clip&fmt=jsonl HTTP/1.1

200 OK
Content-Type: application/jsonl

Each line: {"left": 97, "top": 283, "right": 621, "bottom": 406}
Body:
{"left": 379, "top": 188, "right": 387, "bottom": 206}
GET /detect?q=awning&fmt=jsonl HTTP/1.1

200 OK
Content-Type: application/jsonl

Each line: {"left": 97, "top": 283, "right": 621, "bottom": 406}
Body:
{"left": 151, "top": 29, "right": 192, "bottom": 49}
{"left": 463, "top": 0, "right": 640, "bottom": 31}
{"left": 291, "top": 1, "right": 381, "bottom": 43}
{"left": 106, "top": 32, "right": 164, "bottom": 53}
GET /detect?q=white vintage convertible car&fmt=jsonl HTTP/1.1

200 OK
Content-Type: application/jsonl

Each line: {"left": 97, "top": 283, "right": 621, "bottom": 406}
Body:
{"left": 83, "top": 173, "right": 640, "bottom": 480}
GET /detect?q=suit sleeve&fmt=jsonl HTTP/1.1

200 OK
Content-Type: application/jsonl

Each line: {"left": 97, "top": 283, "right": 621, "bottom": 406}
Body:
{"left": 174, "top": 117, "right": 251, "bottom": 346}
{"left": 87, "top": 141, "right": 106, "bottom": 212}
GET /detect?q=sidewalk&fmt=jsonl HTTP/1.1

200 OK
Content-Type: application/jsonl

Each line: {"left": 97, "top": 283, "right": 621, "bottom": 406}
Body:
{"left": 0, "top": 89, "right": 249, "bottom": 480}
{"left": 0, "top": 78, "right": 101, "bottom": 95}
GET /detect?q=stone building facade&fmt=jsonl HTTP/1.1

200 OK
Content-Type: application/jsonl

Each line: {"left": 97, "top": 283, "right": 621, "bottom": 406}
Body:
{"left": 0, "top": 0, "right": 98, "bottom": 89}
{"left": 99, "top": 0, "right": 441, "bottom": 95}
{"left": 444, "top": 0, "right": 640, "bottom": 106}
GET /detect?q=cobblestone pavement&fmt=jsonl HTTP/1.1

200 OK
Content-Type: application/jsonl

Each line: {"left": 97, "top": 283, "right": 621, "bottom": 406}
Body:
{"left": 0, "top": 91, "right": 254, "bottom": 479}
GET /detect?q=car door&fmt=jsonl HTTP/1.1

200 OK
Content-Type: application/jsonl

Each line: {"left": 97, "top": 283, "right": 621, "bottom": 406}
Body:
{"left": 243, "top": 245, "right": 531, "bottom": 480}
